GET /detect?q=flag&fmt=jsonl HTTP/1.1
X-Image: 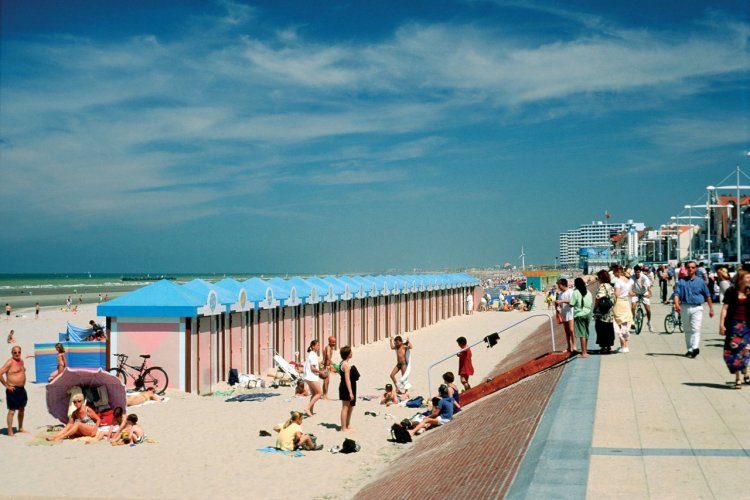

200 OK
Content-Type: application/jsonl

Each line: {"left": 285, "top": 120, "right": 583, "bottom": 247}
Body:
{"left": 605, "top": 211, "right": 611, "bottom": 220}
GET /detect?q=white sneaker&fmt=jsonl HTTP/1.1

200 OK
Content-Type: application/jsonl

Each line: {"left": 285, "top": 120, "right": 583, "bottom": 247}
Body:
{"left": 648, "top": 321, "right": 654, "bottom": 333}
{"left": 617, "top": 347, "right": 630, "bottom": 353}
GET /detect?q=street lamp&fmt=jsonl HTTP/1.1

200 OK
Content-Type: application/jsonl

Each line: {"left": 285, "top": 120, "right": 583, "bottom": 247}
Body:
{"left": 690, "top": 192, "right": 732, "bottom": 269}
{"left": 660, "top": 224, "right": 681, "bottom": 262}
{"left": 711, "top": 164, "right": 750, "bottom": 264}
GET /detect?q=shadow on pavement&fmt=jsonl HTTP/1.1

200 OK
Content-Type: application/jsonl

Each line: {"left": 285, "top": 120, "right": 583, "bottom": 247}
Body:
{"left": 683, "top": 382, "right": 734, "bottom": 390}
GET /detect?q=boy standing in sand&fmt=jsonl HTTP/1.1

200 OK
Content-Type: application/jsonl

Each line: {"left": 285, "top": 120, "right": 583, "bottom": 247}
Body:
{"left": 389, "top": 336, "right": 412, "bottom": 391}
{"left": 321, "top": 336, "right": 336, "bottom": 400}
{"left": 0, "top": 346, "right": 27, "bottom": 436}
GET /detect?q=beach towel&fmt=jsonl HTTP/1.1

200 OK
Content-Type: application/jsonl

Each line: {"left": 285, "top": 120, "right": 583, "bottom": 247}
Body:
{"left": 257, "top": 446, "right": 304, "bottom": 458}
{"left": 396, "top": 350, "right": 412, "bottom": 393}
{"left": 28, "top": 427, "right": 64, "bottom": 446}
{"left": 126, "top": 395, "right": 171, "bottom": 408}
{"left": 226, "top": 392, "right": 280, "bottom": 403}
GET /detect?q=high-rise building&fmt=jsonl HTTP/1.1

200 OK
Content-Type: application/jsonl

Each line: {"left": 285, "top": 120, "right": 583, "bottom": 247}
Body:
{"left": 559, "top": 220, "right": 645, "bottom": 268}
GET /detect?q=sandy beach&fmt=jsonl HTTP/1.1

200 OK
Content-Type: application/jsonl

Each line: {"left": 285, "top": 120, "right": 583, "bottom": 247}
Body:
{"left": 0, "top": 302, "right": 549, "bottom": 499}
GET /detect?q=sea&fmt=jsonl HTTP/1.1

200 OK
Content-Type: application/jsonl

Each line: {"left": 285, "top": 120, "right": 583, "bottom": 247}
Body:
{"left": 0, "top": 273, "right": 273, "bottom": 310}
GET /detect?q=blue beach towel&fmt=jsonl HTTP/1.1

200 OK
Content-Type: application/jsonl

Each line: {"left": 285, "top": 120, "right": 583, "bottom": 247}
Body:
{"left": 226, "top": 392, "right": 280, "bottom": 402}
{"left": 257, "top": 446, "right": 304, "bottom": 458}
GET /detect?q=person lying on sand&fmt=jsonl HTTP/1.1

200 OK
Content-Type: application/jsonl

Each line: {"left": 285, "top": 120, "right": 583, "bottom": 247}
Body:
{"left": 127, "top": 387, "right": 163, "bottom": 406}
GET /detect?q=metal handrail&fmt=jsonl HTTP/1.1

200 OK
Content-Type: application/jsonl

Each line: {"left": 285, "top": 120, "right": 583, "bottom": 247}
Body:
{"left": 426, "top": 313, "right": 555, "bottom": 397}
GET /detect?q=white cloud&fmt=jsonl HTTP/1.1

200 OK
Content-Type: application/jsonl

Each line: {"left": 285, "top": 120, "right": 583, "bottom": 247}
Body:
{"left": 1, "top": 3, "right": 748, "bottom": 233}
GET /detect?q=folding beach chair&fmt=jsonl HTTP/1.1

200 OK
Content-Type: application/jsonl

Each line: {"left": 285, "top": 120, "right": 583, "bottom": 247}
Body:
{"left": 272, "top": 354, "right": 301, "bottom": 387}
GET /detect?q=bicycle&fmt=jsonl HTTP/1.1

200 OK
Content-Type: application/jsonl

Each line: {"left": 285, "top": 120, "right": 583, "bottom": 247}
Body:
{"left": 664, "top": 304, "right": 683, "bottom": 334}
{"left": 109, "top": 353, "right": 169, "bottom": 395}
{"left": 633, "top": 295, "right": 647, "bottom": 334}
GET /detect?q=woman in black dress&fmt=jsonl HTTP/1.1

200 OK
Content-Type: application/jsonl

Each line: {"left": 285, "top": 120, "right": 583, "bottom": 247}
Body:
{"left": 593, "top": 269, "right": 616, "bottom": 354}
{"left": 338, "top": 345, "right": 360, "bottom": 432}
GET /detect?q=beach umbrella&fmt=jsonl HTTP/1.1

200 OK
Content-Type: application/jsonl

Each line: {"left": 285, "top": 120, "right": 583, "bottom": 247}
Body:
{"left": 46, "top": 368, "right": 126, "bottom": 424}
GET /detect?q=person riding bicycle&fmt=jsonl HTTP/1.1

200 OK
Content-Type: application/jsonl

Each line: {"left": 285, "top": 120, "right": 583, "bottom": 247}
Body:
{"left": 630, "top": 265, "right": 654, "bottom": 333}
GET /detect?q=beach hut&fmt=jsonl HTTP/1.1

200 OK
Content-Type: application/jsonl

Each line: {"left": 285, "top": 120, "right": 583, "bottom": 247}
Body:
{"left": 336, "top": 276, "right": 367, "bottom": 347}
{"left": 367, "top": 276, "right": 390, "bottom": 340}
{"left": 288, "top": 277, "right": 320, "bottom": 354}
{"left": 358, "top": 276, "right": 379, "bottom": 344}
{"left": 98, "top": 279, "right": 224, "bottom": 394}
{"left": 241, "top": 278, "right": 282, "bottom": 376}
{"left": 268, "top": 278, "right": 304, "bottom": 364}
{"left": 305, "top": 276, "right": 339, "bottom": 343}
{"left": 182, "top": 279, "right": 234, "bottom": 389}
{"left": 322, "top": 276, "right": 350, "bottom": 346}
{"left": 213, "top": 278, "right": 253, "bottom": 376}
{"left": 99, "top": 272, "right": 480, "bottom": 395}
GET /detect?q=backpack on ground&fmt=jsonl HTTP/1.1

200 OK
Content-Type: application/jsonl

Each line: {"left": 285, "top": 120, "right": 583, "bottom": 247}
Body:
{"left": 405, "top": 396, "right": 424, "bottom": 408}
{"left": 340, "top": 438, "right": 361, "bottom": 453}
{"left": 227, "top": 368, "right": 239, "bottom": 386}
{"left": 390, "top": 422, "right": 412, "bottom": 443}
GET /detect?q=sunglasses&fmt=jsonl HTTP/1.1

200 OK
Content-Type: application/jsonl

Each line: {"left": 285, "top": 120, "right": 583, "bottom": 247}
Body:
{"left": 73, "top": 400, "right": 83, "bottom": 404}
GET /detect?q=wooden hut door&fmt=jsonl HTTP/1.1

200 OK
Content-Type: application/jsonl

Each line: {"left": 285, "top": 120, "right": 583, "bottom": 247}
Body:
{"left": 197, "top": 317, "right": 212, "bottom": 394}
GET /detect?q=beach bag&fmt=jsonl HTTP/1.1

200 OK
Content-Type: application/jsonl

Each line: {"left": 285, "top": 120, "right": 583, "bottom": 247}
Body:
{"left": 340, "top": 438, "right": 361, "bottom": 454}
{"left": 391, "top": 422, "right": 412, "bottom": 444}
{"left": 597, "top": 295, "right": 614, "bottom": 315}
{"left": 405, "top": 396, "right": 424, "bottom": 408}
{"left": 228, "top": 368, "right": 239, "bottom": 386}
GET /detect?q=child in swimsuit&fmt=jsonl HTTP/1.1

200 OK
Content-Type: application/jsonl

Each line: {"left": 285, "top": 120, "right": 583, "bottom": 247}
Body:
{"left": 111, "top": 413, "right": 144, "bottom": 445}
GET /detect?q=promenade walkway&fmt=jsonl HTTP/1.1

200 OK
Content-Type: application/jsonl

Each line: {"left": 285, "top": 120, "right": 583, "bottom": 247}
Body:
{"left": 356, "top": 299, "right": 750, "bottom": 499}
{"left": 511, "top": 300, "right": 750, "bottom": 499}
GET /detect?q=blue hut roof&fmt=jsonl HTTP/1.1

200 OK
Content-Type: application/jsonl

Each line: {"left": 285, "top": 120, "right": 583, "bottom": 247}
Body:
{"left": 305, "top": 276, "right": 337, "bottom": 302}
{"left": 268, "top": 278, "right": 302, "bottom": 307}
{"left": 337, "top": 276, "right": 366, "bottom": 299}
{"left": 214, "top": 278, "right": 253, "bottom": 311}
{"left": 182, "top": 279, "right": 235, "bottom": 312}
{"left": 287, "top": 277, "right": 321, "bottom": 304}
{"left": 97, "top": 279, "right": 212, "bottom": 318}
{"left": 98, "top": 273, "right": 479, "bottom": 319}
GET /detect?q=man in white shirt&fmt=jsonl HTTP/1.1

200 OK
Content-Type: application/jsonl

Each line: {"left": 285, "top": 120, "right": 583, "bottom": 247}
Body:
{"left": 555, "top": 279, "right": 576, "bottom": 353}
{"left": 631, "top": 265, "right": 653, "bottom": 332}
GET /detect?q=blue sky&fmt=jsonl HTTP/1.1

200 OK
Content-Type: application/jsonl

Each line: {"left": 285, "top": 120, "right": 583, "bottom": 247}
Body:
{"left": 1, "top": 0, "right": 749, "bottom": 274}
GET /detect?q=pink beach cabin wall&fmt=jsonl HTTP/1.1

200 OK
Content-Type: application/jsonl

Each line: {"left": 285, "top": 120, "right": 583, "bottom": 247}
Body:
{"left": 398, "top": 294, "right": 407, "bottom": 334}
{"left": 110, "top": 318, "right": 181, "bottom": 390}
{"left": 302, "top": 304, "right": 314, "bottom": 358}
{"left": 365, "top": 297, "right": 375, "bottom": 344}
{"left": 228, "top": 312, "right": 243, "bottom": 375}
{"left": 351, "top": 299, "right": 362, "bottom": 347}
{"left": 376, "top": 296, "right": 386, "bottom": 341}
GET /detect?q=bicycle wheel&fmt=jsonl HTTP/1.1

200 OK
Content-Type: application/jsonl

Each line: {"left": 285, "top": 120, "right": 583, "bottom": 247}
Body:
{"left": 108, "top": 367, "right": 127, "bottom": 386}
{"left": 142, "top": 367, "right": 169, "bottom": 395}
{"left": 664, "top": 314, "right": 676, "bottom": 334}
{"left": 634, "top": 307, "right": 644, "bottom": 334}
